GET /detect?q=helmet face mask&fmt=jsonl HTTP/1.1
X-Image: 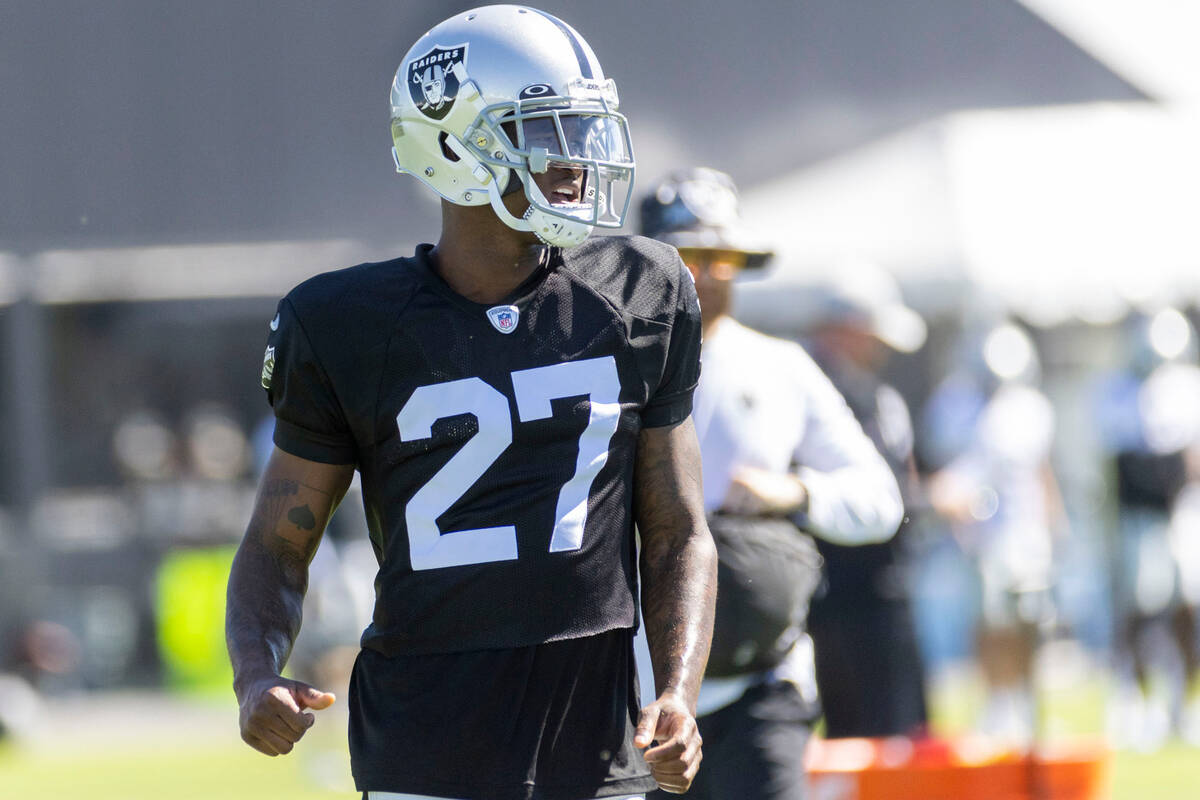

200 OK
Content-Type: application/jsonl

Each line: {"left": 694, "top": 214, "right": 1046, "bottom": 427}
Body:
{"left": 389, "top": 6, "right": 636, "bottom": 247}
{"left": 476, "top": 86, "right": 634, "bottom": 234}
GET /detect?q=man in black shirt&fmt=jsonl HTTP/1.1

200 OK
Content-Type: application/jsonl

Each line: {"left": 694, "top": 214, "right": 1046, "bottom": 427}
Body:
{"left": 803, "top": 263, "right": 930, "bottom": 739}
{"left": 225, "top": 7, "right": 717, "bottom": 799}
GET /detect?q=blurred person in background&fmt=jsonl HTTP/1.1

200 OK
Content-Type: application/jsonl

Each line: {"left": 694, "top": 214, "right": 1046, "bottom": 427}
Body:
{"left": 924, "top": 319, "right": 1066, "bottom": 745}
{"left": 1093, "top": 306, "right": 1200, "bottom": 749}
{"left": 802, "top": 262, "right": 931, "bottom": 739}
{"left": 641, "top": 167, "right": 903, "bottom": 800}
{"left": 225, "top": 7, "right": 716, "bottom": 800}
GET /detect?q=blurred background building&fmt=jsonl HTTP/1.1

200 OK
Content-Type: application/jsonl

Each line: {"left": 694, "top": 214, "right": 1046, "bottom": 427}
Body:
{"left": 2, "top": 0, "right": 1199, "bottom": 763}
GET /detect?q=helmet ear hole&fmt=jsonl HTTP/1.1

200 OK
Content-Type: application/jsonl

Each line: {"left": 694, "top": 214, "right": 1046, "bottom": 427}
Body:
{"left": 438, "top": 132, "right": 461, "bottom": 163}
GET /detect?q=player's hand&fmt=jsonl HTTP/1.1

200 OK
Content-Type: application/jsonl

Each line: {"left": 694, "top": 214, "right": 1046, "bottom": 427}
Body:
{"left": 236, "top": 675, "right": 336, "bottom": 756}
{"left": 721, "top": 466, "right": 807, "bottom": 516}
{"left": 634, "top": 692, "right": 703, "bottom": 794}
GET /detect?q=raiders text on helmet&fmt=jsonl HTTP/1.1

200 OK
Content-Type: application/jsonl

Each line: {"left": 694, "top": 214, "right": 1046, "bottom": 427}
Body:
{"left": 390, "top": 5, "right": 636, "bottom": 247}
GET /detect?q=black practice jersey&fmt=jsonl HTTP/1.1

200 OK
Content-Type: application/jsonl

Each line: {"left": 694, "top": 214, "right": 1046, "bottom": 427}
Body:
{"left": 262, "top": 236, "right": 698, "bottom": 798}
{"left": 263, "top": 236, "right": 700, "bottom": 656}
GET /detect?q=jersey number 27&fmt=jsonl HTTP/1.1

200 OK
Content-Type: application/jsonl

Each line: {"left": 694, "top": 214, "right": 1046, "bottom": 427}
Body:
{"left": 396, "top": 355, "right": 620, "bottom": 571}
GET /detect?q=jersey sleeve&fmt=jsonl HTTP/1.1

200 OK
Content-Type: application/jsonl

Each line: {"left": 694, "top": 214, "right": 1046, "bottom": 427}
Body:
{"left": 261, "top": 297, "right": 357, "bottom": 465}
{"left": 641, "top": 259, "right": 702, "bottom": 428}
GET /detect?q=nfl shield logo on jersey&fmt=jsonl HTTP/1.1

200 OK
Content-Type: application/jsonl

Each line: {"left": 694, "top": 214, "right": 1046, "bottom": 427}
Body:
{"left": 486, "top": 305, "right": 520, "bottom": 334}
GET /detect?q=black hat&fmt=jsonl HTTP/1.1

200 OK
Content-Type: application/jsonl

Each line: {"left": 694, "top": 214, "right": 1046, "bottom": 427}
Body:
{"left": 639, "top": 167, "right": 774, "bottom": 269}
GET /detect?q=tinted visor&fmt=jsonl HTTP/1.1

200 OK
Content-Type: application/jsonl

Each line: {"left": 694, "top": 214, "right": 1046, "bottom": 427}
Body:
{"left": 519, "top": 114, "right": 632, "bottom": 164}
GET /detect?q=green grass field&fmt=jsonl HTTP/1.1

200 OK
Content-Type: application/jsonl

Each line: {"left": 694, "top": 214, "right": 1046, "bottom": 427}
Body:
{"left": 0, "top": 739, "right": 350, "bottom": 800}
{"left": 5, "top": 735, "right": 1199, "bottom": 800}
{"left": 1112, "top": 745, "right": 1200, "bottom": 799}
{"left": 2, "top": 679, "right": 1199, "bottom": 800}
{"left": 0, "top": 691, "right": 358, "bottom": 800}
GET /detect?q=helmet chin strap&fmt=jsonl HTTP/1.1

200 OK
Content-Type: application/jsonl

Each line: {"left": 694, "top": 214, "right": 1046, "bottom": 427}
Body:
{"left": 441, "top": 130, "right": 592, "bottom": 247}
{"left": 487, "top": 172, "right": 592, "bottom": 248}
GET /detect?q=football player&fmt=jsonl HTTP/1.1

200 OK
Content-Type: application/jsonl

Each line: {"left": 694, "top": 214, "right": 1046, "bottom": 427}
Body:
{"left": 925, "top": 320, "right": 1064, "bottom": 744}
{"left": 225, "top": 6, "right": 716, "bottom": 800}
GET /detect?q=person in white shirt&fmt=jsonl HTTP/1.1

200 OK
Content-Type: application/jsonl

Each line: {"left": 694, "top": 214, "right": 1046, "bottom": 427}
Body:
{"left": 640, "top": 168, "right": 903, "bottom": 800}
{"left": 925, "top": 320, "right": 1065, "bottom": 744}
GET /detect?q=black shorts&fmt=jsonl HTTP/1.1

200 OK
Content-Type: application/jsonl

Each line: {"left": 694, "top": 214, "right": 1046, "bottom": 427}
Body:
{"left": 349, "top": 628, "right": 656, "bottom": 800}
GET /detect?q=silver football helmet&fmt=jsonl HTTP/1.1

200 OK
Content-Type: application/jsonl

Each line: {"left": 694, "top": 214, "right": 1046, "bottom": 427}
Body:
{"left": 389, "top": 5, "right": 635, "bottom": 247}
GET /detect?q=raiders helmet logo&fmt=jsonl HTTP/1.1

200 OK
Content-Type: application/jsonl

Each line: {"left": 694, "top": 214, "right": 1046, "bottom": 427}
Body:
{"left": 407, "top": 44, "right": 469, "bottom": 120}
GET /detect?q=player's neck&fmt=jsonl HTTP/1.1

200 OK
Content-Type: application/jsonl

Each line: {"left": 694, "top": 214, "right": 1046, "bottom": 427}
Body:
{"left": 435, "top": 203, "right": 549, "bottom": 304}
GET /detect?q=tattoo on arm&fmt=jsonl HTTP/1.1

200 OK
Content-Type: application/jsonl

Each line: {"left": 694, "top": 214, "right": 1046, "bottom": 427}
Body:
{"left": 635, "top": 419, "right": 717, "bottom": 712}
{"left": 287, "top": 505, "right": 317, "bottom": 530}
{"left": 226, "top": 474, "right": 341, "bottom": 696}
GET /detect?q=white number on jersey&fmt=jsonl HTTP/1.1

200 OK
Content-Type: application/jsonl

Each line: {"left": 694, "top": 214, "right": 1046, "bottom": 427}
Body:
{"left": 396, "top": 356, "right": 621, "bottom": 570}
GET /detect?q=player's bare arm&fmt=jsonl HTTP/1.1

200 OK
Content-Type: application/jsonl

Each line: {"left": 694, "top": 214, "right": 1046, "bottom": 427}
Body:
{"left": 634, "top": 416, "right": 717, "bottom": 794}
{"left": 226, "top": 446, "right": 354, "bottom": 756}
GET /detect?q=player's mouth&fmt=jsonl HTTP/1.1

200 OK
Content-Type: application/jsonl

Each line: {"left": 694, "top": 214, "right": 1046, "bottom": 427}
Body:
{"left": 534, "top": 163, "right": 588, "bottom": 209}
{"left": 551, "top": 185, "right": 581, "bottom": 205}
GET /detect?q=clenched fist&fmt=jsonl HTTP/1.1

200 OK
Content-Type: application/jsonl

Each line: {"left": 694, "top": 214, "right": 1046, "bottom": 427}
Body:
{"left": 236, "top": 675, "right": 335, "bottom": 756}
{"left": 635, "top": 692, "right": 704, "bottom": 794}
